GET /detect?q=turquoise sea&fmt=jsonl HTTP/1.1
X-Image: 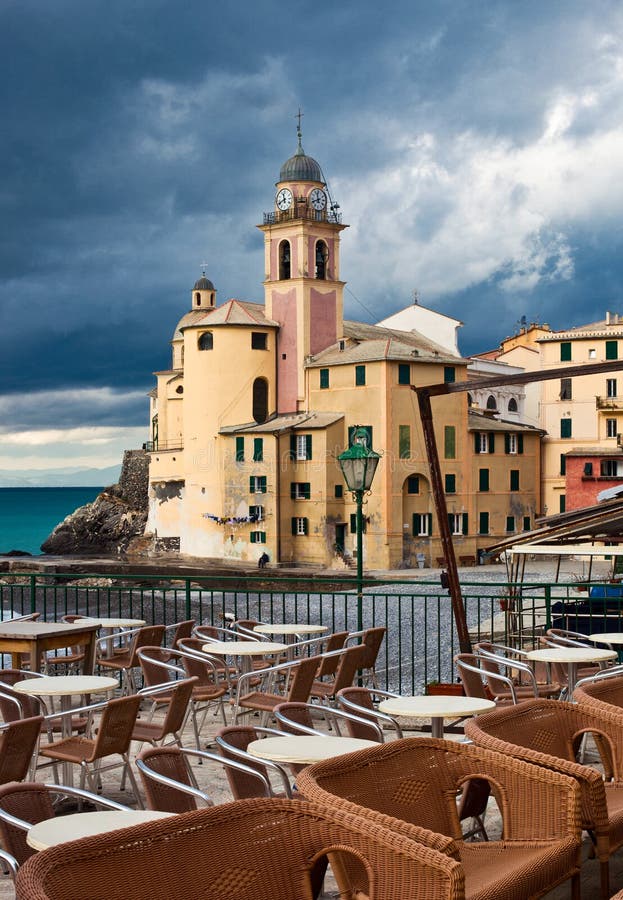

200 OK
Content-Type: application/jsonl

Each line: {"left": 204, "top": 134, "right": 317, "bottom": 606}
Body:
{"left": 0, "top": 487, "right": 103, "bottom": 556}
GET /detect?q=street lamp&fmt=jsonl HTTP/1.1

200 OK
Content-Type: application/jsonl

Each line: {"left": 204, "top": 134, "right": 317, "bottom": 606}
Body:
{"left": 338, "top": 427, "right": 381, "bottom": 631}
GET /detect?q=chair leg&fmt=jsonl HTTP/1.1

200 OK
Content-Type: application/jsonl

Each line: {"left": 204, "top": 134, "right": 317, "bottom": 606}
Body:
{"left": 122, "top": 753, "right": 144, "bottom": 809}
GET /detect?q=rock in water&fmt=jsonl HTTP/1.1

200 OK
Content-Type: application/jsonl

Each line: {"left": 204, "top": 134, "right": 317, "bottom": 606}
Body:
{"left": 40, "top": 450, "right": 149, "bottom": 556}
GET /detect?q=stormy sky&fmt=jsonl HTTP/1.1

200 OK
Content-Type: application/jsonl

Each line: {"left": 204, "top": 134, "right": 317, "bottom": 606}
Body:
{"left": 2, "top": 0, "right": 623, "bottom": 471}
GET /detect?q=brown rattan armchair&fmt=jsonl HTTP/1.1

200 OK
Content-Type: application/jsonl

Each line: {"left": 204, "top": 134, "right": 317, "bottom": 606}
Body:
{"left": 336, "top": 686, "right": 404, "bottom": 740}
{"left": 232, "top": 653, "right": 319, "bottom": 724}
{"left": 97, "top": 625, "right": 166, "bottom": 694}
{"left": 344, "top": 626, "right": 386, "bottom": 688}
{"left": 309, "top": 644, "right": 368, "bottom": 706}
{"left": 14, "top": 797, "right": 468, "bottom": 900}
{"left": 0, "top": 715, "right": 44, "bottom": 785}
{"left": 574, "top": 671, "right": 623, "bottom": 713}
{"left": 297, "top": 736, "right": 582, "bottom": 900}
{"left": 465, "top": 697, "right": 623, "bottom": 898}
{"left": 216, "top": 724, "right": 295, "bottom": 798}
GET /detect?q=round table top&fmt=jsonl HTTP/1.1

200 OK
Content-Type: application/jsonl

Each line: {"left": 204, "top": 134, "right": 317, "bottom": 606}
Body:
{"left": 13, "top": 675, "right": 118, "bottom": 697}
{"left": 247, "top": 735, "right": 377, "bottom": 765}
{"left": 201, "top": 640, "right": 287, "bottom": 656}
{"left": 378, "top": 695, "right": 496, "bottom": 718}
{"left": 253, "top": 623, "right": 328, "bottom": 636}
{"left": 81, "top": 617, "right": 146, "bottom": 629}
{"left": 590, "top": 632, "right": 623, "bottom": 645}
{"left": 27, "top": 810, "right": 171, "bottom": 850}
{"left": 526, "top": 647, "right": 617, "bottom": 664}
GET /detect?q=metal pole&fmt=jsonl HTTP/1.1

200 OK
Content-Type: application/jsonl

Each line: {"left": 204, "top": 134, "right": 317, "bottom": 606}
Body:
{"left": 356, "top": 489, "right": 364, "bottom": 633}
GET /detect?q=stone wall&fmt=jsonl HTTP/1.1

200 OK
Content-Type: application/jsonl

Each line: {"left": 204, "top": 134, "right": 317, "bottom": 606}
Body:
{"left": 115, "top": 449, "right": 150, "bottom": 509}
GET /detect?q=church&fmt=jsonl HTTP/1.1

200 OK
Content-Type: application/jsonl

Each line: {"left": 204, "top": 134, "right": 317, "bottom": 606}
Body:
{"left": 145, "top": 127, "right": 541, "bottom": 569}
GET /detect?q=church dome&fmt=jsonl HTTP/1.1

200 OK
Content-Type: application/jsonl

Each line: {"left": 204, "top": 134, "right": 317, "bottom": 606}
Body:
{"left": 193, "top": 275, "right": 214, "bottom": 291}
{"left": 279, "top": 131, "right": 323, "bottom": 183}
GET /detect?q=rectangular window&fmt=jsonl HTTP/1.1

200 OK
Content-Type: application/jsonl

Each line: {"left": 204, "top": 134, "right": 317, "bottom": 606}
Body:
{"left": 294, "top": 434, "right": 312, "bottom": 461}
{"left": 251, "top": 332, "right": 267, "bottom": 350}
{"left": 399, "top": 425, "right": 410, "bottom": 459}
{"left": 412, "top": 513, "right": 431, "bottom": 536}
{"left": 249, "top": 505, "right": 264, "bottom": 522}
{"left": 291, "top": 517, "right": 308, "bottom": 536}
{"left": 560, "top": 342, "right": 572, "bottom": 361}
{"left": 607, "top": 418, "right": 617, "bottom": 438}
{"left": 250, "top": 531, "right": 266, "bottom": 544}
{"left": 504, "top": 433, "right": 523, "bottom": 455}
{"left": 355, "top": 365, "right": 366, "bottom": 386}
{"left": 479, "top": 512, "right": 489, "bottom": 535}
{"left": 235, "top": 436, "right": 244, "bottom": 462}
{"left": 506, "top": 516, "right": 515, "bottom": 533}
{"left": 444, "top": 426, "right": 456, "bottom": 459}
{"left": 475, "top": 433, "right": 494, "bottom": 454}
{"left": 445, "top": 474, "right": 456, "bottom": 494}
{"left": 560, "top": 378, "right": 572, "bottom": 400}
{"left": 589, "top": 348, "right": 596, "bottom": 359}
{"left": 560, "top": 418, "right": 572, "bottom": 439}
{"left": 249, "top": 475, "right": 267, "bottom": 493}
{"left": 523, "top": 516, "right": 531, "bottom": 532}
{"left": 253, "top": 438, "right": 263, "bottom": 462}
{"left": 606, "top": 340, "right": 618, "bottom": 360}
{"left": 583, "top": 462, "right": 593, "bottom": 476}
{"left": 290, "top": 482, "right": 311, "bottom": 500}
{"left": 350, "top": 513, "right": 367, "bottom": 533}
{"left": 601, "top": 460, "right": 620, "bottom": 477}
{"left": 559, "top": 495, "right": 566, "bottom": 514}
{"left": 444, "top": 366, "right": 456, "bottom": 383}
{"left": 334, "top": 484, "right": 343, "bottom": 499}
{"left": 607, "top": 378, "right": 618, "bottom": 398}
{"left": 398, "top": 363, "right": 410, "bottom": 385}
{"left": 319, "top": 368, "right": 329, "bottom": 389}
{"left": 510, "top": 469, "right": 520, "bottom": 491}
{"left": 478, "top": 468, "right": 490, "bottom": 492}
{"left": 560, "top": 453, "right": 566, "bottom": 476}
{"left": 448, "top": 513, "right": 468, "bottom": 536}
{"left": 407, "top": 475, "right": 419, "bottom": 494}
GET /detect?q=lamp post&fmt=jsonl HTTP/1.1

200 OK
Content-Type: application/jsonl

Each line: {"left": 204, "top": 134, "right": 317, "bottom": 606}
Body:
{"left": 338, "top": 427, "right": 381, "bottom": 632}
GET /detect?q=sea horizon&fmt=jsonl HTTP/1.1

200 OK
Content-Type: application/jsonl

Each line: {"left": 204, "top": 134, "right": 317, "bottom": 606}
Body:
{"left": 0, "top": 486, "right": 103, "bottom": 556}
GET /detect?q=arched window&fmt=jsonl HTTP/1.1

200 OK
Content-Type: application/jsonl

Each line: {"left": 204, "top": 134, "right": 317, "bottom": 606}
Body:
{"left": 508, "top": 397, "right": 518, "bottom": 413}
{"left": 279, "top": 241, "right": 291, "bottom": 280}
{"left": 315, "top": 241, "right": 328, "bottom": 279}
{"left": 486, "top": 395, "right": 497, "bottom": 410}
{"left": 195, "top": 292, "right": 201, "bottom": 306}
{"left": 252, "top": 378, "right": 268, "bottom": 424}
{"left": 198, "top": 332, "right": 213, "bottom": 351}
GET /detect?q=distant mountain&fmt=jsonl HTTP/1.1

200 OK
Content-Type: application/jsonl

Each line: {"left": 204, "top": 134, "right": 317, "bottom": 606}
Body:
{"left": 0, "top": 465, "right": 122, "bottom": 488}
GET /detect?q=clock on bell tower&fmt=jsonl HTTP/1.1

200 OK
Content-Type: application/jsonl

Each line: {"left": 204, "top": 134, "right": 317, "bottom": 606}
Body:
{"left": 259, "top": 119, "right": 348, "bottom": 414}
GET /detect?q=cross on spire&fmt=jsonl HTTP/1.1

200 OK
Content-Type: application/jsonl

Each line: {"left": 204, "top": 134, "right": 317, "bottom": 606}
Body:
{"left": 295, "top": 108, "right": 304, "bottom": 152}
{"left": 200, "top": 261, "right": 209, "bottom": 275}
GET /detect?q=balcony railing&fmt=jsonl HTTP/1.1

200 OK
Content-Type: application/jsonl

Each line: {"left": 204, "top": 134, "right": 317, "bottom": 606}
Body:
{"left": 263, "top": 207, "right": 342, "bottom": 226}
{"left": 142, "top": 440, "right": 183, "bottom": 452}
{"left": 596, "top": 396, "right": 623, "bottom": 410}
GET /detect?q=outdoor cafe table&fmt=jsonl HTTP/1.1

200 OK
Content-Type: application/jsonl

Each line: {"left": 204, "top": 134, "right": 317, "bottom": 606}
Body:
{"left": 253, "top": 623, "right": 328, "bottom": 641}
{"left": 247, "top": 734, "right": 377, "bottom": 766}
{"left": 378, "top": 695, "right": 496, "bottom": 739}
{"left": 201, "top": 640, "right": 288, "bottom": 675}
{"left": 0, "top": 620, "right": 100, "bottom": 674}
{"left": 13, "top": 674, "right": 118, "bottom": 785}
{"left": 81, "top": 616, "right": 147, "bottom": 658}
{"left": 526, "top": 646, "right": 617, "bottom": 695}
{"left": 27, "top": 809, "right": 171, "bottom": 850}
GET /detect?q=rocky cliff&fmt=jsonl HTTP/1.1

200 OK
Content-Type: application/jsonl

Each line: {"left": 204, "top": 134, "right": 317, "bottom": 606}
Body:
{"left": 41, "top": 450, "right": 150, "bottom": 556}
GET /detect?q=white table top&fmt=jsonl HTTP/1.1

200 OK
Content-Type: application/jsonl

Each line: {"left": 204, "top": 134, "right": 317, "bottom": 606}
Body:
{"left": 13, "top": 675, "right": 118, "bottom": 697}
{"left": 202, "top": 640, "right": 287, "bottom": 656}
{"left": 247, "top": 735, "right": 377, "bottom": 765}
{"left": 527, "top": 647, "right": 617, "bottom": 664}
{"left": 81, "top": 617, "right": 146, "bottom": 629}
{"left": 254, "top": 623, "right": 328, "bottom": 636}
{"left": 378, "top": 695, "right": 496, "bottom": 719}
{"left": 27, "top": 810, "right": 171, "bottom": 850}
{"left": 590, "top": 632, "right": 623, "bottom": 645}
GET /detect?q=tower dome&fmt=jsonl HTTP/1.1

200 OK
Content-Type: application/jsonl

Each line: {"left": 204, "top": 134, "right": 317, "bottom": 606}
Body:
{"left": 193, "top": 275, "right": 214, "bottom": 291}
{"left": 279, "top": 128, "right": 323, "bottom": 184}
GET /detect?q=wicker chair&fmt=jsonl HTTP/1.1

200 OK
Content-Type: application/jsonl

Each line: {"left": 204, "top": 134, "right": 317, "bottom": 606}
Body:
{"left": 0, "top": 715, "right": 44, "bottom": 785}
{"left": 574, "top": 671, "right": 623, "bottom": 713}
{"left": 344, "top": 626, "right": 386, "bottom": 687}
{"left": 14, "top": 797, "right": 468, "bottom": 900}
{"left": 97, "top": 625, "right": 166, "bottom": 694}
{"left": 215, "top": 724, "right": 294, "bottom": 798}
{"left": 465, "top": 697, "right": 623, "bottom": 899}
{"left": 297, "top": 736, "right": 582, "bottom": 900}
{"left": 474, "top": 641, "right": 561, "bottom": 699}
{"left": 309, "top": 644, "right": 368, "bottom": 706}
{"left": 232, "top": 653, "right": 319, "bottom": 724}
{"left": 336, "top": 686, "right": 404, "bottom": 740}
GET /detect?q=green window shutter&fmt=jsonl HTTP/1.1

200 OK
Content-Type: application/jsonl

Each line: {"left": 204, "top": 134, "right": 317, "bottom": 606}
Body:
{"left": 253, "top": 438, "right": 263, "bottom": 462}
{"left": 479, "top": 469, "right": 489, "bottom": 492}
{"left": 250, "top": 532, "right": 257, "bottom": 544}
{"left": 303, "top": 517, "right": 309, "bottom": 535}
{"left": 445, "top": 474, "right": 456, "bottom": 493}
{"left": 559, "top": 495, "right": 566, "bottom": 513}
{"left": 305, "top": 435, "right": 312, "bottom": 460}
{"left": 447, "top": 513, "right": 454, "bottom": 532}
{"left": 560, "top": 453, "right": 566, "bottom": 475}
{"left": 398, "top": 363, "right": 410, "bottom": 385}
{"left": 290, "top": 483, "right": 296, "bottom": 500}
{"left": 606, "top": 340, "right": 618, "bottom": 360}
{"left": 462, "top": 513, "right": 468, "bottom": 535}
{"left": 504, "top": 434, "right": 510, "bottom": 454}
{"left": 428, "top": 513, "right": 433, "bottom": 535}
{"left": 260, "top": 476, "right": 266, "bottom": 493}
{"left": 518, "top": 434, "right": 524, "bottom": 454}
{"left": 320, "top": 368, "right": 329, "bottom": 389}
{"left": 289, "top": 435, "right": 296, "bottom": 460}
{"left": 560, "top": 342, "right": 572, "bottom": 361}
{"left": 291, "top": 517, "right": 297, "bottom": 536}
{"left": 488, "top": 434, "right": 495, "bottom": 454}
{"left": 412, "top": 513, "right": 420, "bottom": 536}
{"left": 249, "top": 476, "right": 254, "bottom": 492}
{"left": 355, "top": 365, "right": 366, "bottom": 386}
{"left": 444, "top": 426, "right": 456, "bottom": 459}
{"left": 560, "top": 418, "right": 572, "bottom": 439}
{"left": 479, "top": 512, "right": 489, "bottom": 535}
{"left": 236, "top": 437, "right": 244, "bottom": 462}
{"left": 444, "top": 366, "right": 455, "bottom": 383}
{"left": 350, "top": 513, "right": 366, "bottom": 533}
{"left": 303, "top": 483, "right": 311, "bottom": 500}
{"left": 399, "top": 425, "right": 410, "bottom": 459}
{"left": 474, "top": 433, "right": 480, "bottom": 453}
{"left": 510, "top": 470, "right": 519, "bottom": 491}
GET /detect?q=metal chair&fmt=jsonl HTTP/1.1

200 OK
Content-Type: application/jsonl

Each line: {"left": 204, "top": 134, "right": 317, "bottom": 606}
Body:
{"left": 344, "top": 626, "right": 386, "bottom": 687}
{"left": 215, "top": 724, "right": 293, "bottom": 798}
{"left": 97, "top": 625, "right": 166, "bottom": 694}
{"left": 232, "top": 654, "right": 319, "bottom": 724}
{"left": 336, "top": 686, "right": 404, "bottom": 740}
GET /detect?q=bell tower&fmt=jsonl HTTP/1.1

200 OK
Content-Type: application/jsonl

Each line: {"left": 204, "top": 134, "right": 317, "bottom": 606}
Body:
{"left": 259, "top": 117, "right": 347, "bottom": 413}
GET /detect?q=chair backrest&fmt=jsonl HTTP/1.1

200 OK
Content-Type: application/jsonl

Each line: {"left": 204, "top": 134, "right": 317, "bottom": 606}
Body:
{"left": 454, "top": 653, "right": 494, "bottom": 701}
{"left": 166, "top": 620, "right": 195, "bottom": 649}
{"left": 128, "top": 626, "right": 166, "bottom": 665}
{"left": 0, "top": 716, "right": 44, "bottom": 785}
{"left": 14, "top": 798, "right": 464, "bottom": 900}
{"left": 216, "top": 725, "right": 274, "bottom": 800}
{"left": 273, "top": 702, "right": 316, "bottom": 735}
{"left": 322, "top": 644, "right": 368, "bottom": 696}
{"left": 359, "top": 627, "right": 386, "bottom": 670}
{"left": 546, "top": 627, "right": 592, "bottom": 647}
{"left": 314, "top": 631, "right": 349, "bottom": 678}
{"left": 0, "top": 782, "right": 55, "bottom": 865}
{"left": 0, "top": 671, "right": 41, "bottom": 721}
{"left": 574, "top": 673, "right": 623, "bottom": 712}
{"left": 141, "top": 677, "right": 197, "bottom": 741}
{"left": 335, "top": 687, "right": 393, "bottom": 741}
{"left": 287, "top": 654, "right": 320, "bottom": 702}
{"left": 89, "top": 696, "right": 141, "bottom": 762}
{"left": 136, "top": 746, "right": 199, "bottom": 814}
{"left": 138, "top": 646, "right": 176, "bottom": 688}
{"left": 176, "top": 638, "right": 224, "bottom": 686}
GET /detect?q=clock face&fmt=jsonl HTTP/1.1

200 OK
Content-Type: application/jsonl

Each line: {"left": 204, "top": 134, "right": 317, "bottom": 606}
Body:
{"left": 310, "top": 188, "right": 327, "bottom": 211}
{"left": 276, "top": 188, "right": 293, "bottom": 211}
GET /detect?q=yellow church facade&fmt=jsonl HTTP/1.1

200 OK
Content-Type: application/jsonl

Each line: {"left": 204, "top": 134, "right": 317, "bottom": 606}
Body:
{"left": 145, "top": 130, "right": 542, "bottom": 569}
